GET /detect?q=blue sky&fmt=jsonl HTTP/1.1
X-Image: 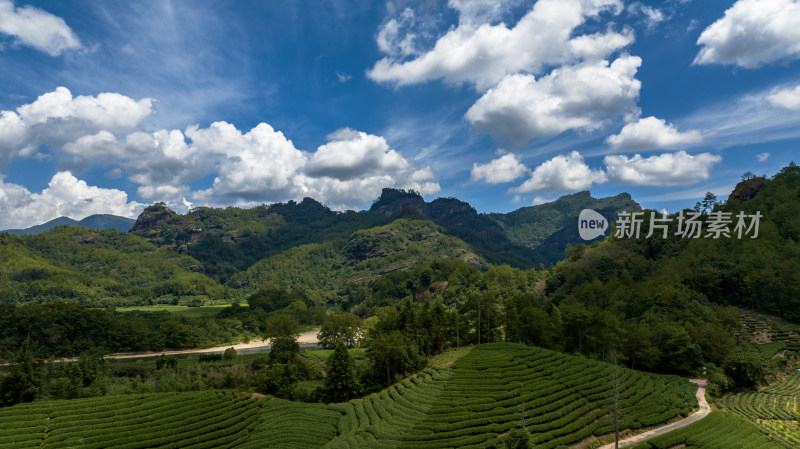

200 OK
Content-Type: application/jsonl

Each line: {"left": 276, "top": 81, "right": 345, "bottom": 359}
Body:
{"left": 0, "top": 0, "right": 799, "bottom": 229}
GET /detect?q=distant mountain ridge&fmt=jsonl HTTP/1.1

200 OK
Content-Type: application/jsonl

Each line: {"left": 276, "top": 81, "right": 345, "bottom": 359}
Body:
{"left": 3, "top": 214, "right": 136, "bottom": 235}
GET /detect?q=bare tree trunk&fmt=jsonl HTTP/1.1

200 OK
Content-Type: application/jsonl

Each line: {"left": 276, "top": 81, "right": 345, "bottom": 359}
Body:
{"left": 477, "top": 300, "right": 481, "bottom": 345}
{"left": 456, "top": 315, "right": 460, "bottom": 349}
{"left": 611, "top": 352, "right": 620, "bottom": 449}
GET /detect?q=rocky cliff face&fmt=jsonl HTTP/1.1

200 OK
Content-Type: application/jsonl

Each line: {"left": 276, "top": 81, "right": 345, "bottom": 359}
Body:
{"left": 131, "top": 204, "right": 177, "bottom": 233}
{"left": 369, "top": 188, "right": 428, "bottom": 217}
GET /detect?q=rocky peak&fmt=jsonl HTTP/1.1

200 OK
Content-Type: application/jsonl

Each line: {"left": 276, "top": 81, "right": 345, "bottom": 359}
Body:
{"left": 370, "top": 188, "right": 427, "bottom": 217}
{"left": 131, "top": 203, "right": 177, "bottom": 233}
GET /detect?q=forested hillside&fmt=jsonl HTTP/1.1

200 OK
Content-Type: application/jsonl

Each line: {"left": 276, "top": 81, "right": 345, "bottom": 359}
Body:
{"left": 0, "top": 227, "right": 229, "bottom": 307}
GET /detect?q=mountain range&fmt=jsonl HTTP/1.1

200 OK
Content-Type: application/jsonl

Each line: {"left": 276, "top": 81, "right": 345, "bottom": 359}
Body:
{"left": 2, "top": 214, "right": 135, "bottom": 236}
{"left": 0, "top": 189, "right": 640, "bottom": 306}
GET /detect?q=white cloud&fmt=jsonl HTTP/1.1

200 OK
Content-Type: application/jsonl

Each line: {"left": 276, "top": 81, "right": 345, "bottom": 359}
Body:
{"left": 0, "top": 172, "right": 144, "bottom": 230}
{"left": 294, "top": 129, "right": 440, "bottom": 210}
{"left": 512, "top": 151, "right": 606, "bottom": 193}
{"left": 469, "top": 153, "right": 528, "bottom": 183}
{"left": 0, "top": 87, "right": 440, "bottom": 216}
{"left": 369, "top": 0, "right": 630, "bottom": 90}
{"left": 17, "top": 87, "right": 153, "bottom": 131}
{"left": 188, "top": 122, "right": 309, "bottom": 204}
{"left": 306, "top": 128, "right": 408, "bottom": 180}
{"left": 376, "top": 8, "right": 419, "bottom": 58}
{"left": 680, "top": 85, "right": 800, "bottom": 148}
{"left": 466, "top": 56, "right": 642, "bottom": 143}
{"left": 604, "top": 151, "right": 721, "bottom": 186}
{"left": 627, "top": 2, "right": 665, "bottom": 29}
{"left": 0, "top": 87, "right": 154, "bottom": 165}
{"left": 532, "top": 196, "right": 553, "bottom": 205}
{"left": 766, "top": 84, "right": 800, "bottom": 110}
{"left": 448, "top": 0, "right": 516, "bottom": 24}
{"left": 181, "top": 124, "right": 438, "bottom": 211}
{"left": 0, "top": 0, "right": 80, "bottom": 56}
{"left": 694, "top": 0, "right": 800, "bottom": 68}
{"left": 757, "top": 152, "right": 770, "bottom": 162}
{"left": 605, "top": 116, "right": 703, "bottom": 151}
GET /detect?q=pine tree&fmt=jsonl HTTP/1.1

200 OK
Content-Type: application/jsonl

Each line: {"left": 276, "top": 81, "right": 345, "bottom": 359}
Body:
{"left": 322, "top": 341, "right": 361, "bottom": 402}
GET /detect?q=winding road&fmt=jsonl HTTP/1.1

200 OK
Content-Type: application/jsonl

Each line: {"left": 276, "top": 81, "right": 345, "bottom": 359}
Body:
{"left": 598, "top": 379, "right": 710, "bottom": 449}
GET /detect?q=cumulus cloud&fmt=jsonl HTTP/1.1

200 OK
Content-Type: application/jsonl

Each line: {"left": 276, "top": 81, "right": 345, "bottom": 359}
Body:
{"left": 766, "top": 84, "right": 800, "bottom": 110}
{"left": 307, "top": 128, "right": 408, "bottom": 180}
{"left": 296, "top": 129, "right": 440, "bottom": 210}
{"left": 512, "top": 151, "right": 606, "bottom": 193}
{"left": 0, "top": 87, "right": 154, "bottom": 165}
{"left": 0, "top": 86, "right": 440, "bottom": 219}
{"left": 188, "top": 122, "right": 309, "bottom": 204}
{"left": 369, "top": 0, "right": 630, "bottom": 90}
{"left": 604, "top": 151, "right": 721, "bottom": 186}
{"left": 605, "top": 116, "right": 704, "bottom": 151}
{"left": 466, "top": 56, "right": 642, "bottom": 143}
{"left": 0, "top": 0, "right": 80, "bottom": 56}
{"left": 694, "top": 0, "right": 800, "bottom": 68}
{"left": 131, "top": 123, "right": 440, "bottom": 211}
{"left": 469, "top": 153, "right": 528, "bottom": 183}
{"left": 0, "top": 171, "right": 144, "bottom": 230}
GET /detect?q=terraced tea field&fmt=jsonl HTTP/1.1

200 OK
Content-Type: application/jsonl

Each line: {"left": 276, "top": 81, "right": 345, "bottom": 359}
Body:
{"left": 1, "top": 343, "right": 698, "bottom": 448}
{"left": 719, "top": 372, "right": 800, "bottom": 447}
{"left": 739, "top": 311, "right": 800, "bottom": 356}
{"left": 629, "top": 411, "right": 786, "bottom": 449}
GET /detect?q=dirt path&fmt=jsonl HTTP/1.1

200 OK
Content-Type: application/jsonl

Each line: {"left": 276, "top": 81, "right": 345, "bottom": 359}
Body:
{"left": 598, "top": 379, "right": 709, "bottom": 449}
{"left": 28, "top": 329, "right": 320, "bottom": 364}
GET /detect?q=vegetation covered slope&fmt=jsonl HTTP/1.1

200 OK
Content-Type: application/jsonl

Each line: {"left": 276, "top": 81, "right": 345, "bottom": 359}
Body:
{"left": 323, "top": 343, "right": 696, "bottom": 449}
{"left": 489, "top": 191, "right": 640, "bottom": 256}
{"left": 131, "top": 198, "right": 390, "bottom": 282}
{"left": 231, "top": 218, "right": 483, "bottom": 301}
{"left": 630, "top": 411, "right": 785, "bottom": 449}
{"left": 0, "top": 227, "right": 228, "bottom": 307}
{"left": 0, "top": 390, "right": 260, "bottom": 448}
{"left": 718, "top": 372, "right": 800, "bottom": 447}
{"left": 0, "top": 343, "right": 697, "bottom": 449}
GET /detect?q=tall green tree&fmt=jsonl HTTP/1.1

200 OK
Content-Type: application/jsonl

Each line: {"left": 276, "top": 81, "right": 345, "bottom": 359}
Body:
{"left": 322, "top": 341, "right": 361, "bottom": 402}
{"left": 0, "top": 346, "right": 42, "bottom": 406}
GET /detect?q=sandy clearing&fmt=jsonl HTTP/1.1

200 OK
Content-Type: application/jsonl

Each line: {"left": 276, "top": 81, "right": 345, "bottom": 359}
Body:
{"left": 22, "top": 329, "right": 321, "bottom": 365}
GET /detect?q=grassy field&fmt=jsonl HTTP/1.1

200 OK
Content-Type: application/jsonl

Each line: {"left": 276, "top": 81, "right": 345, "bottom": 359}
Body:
{"left": 1, "top": 343, "right": 698, "bottom": 448}
{"left": 115, "top": 303, "right": 237, "bottom": 316}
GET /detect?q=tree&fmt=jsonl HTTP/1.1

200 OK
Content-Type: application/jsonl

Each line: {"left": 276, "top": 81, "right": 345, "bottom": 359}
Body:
{"left": 724, "top": 348, "right": 765, "bottom": 388}
{"left": 222, "top": 347, "right": 237, "bottom": 361}
{"left": 504, "top": 428, "right": 533, "bottom": 449}
{"left": 321, "top": 341, "right": 361, "bottom": 402}
{"left": 694, "top": 191, "right": 719, "bottom": 214}
{"left": 318, "top": 312, "right": 361, "bottom": 349}
{"left": 264, "top": 314, "right": 299, "bottom": 339}
{"left": 0, "top": 346, "right": 42, "bottom": 406}
{"left": 365, "top": 330, "right": 421, "bottom": 387}
{"left": 269, "top": 336, "right": 300, "bottom": 365}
